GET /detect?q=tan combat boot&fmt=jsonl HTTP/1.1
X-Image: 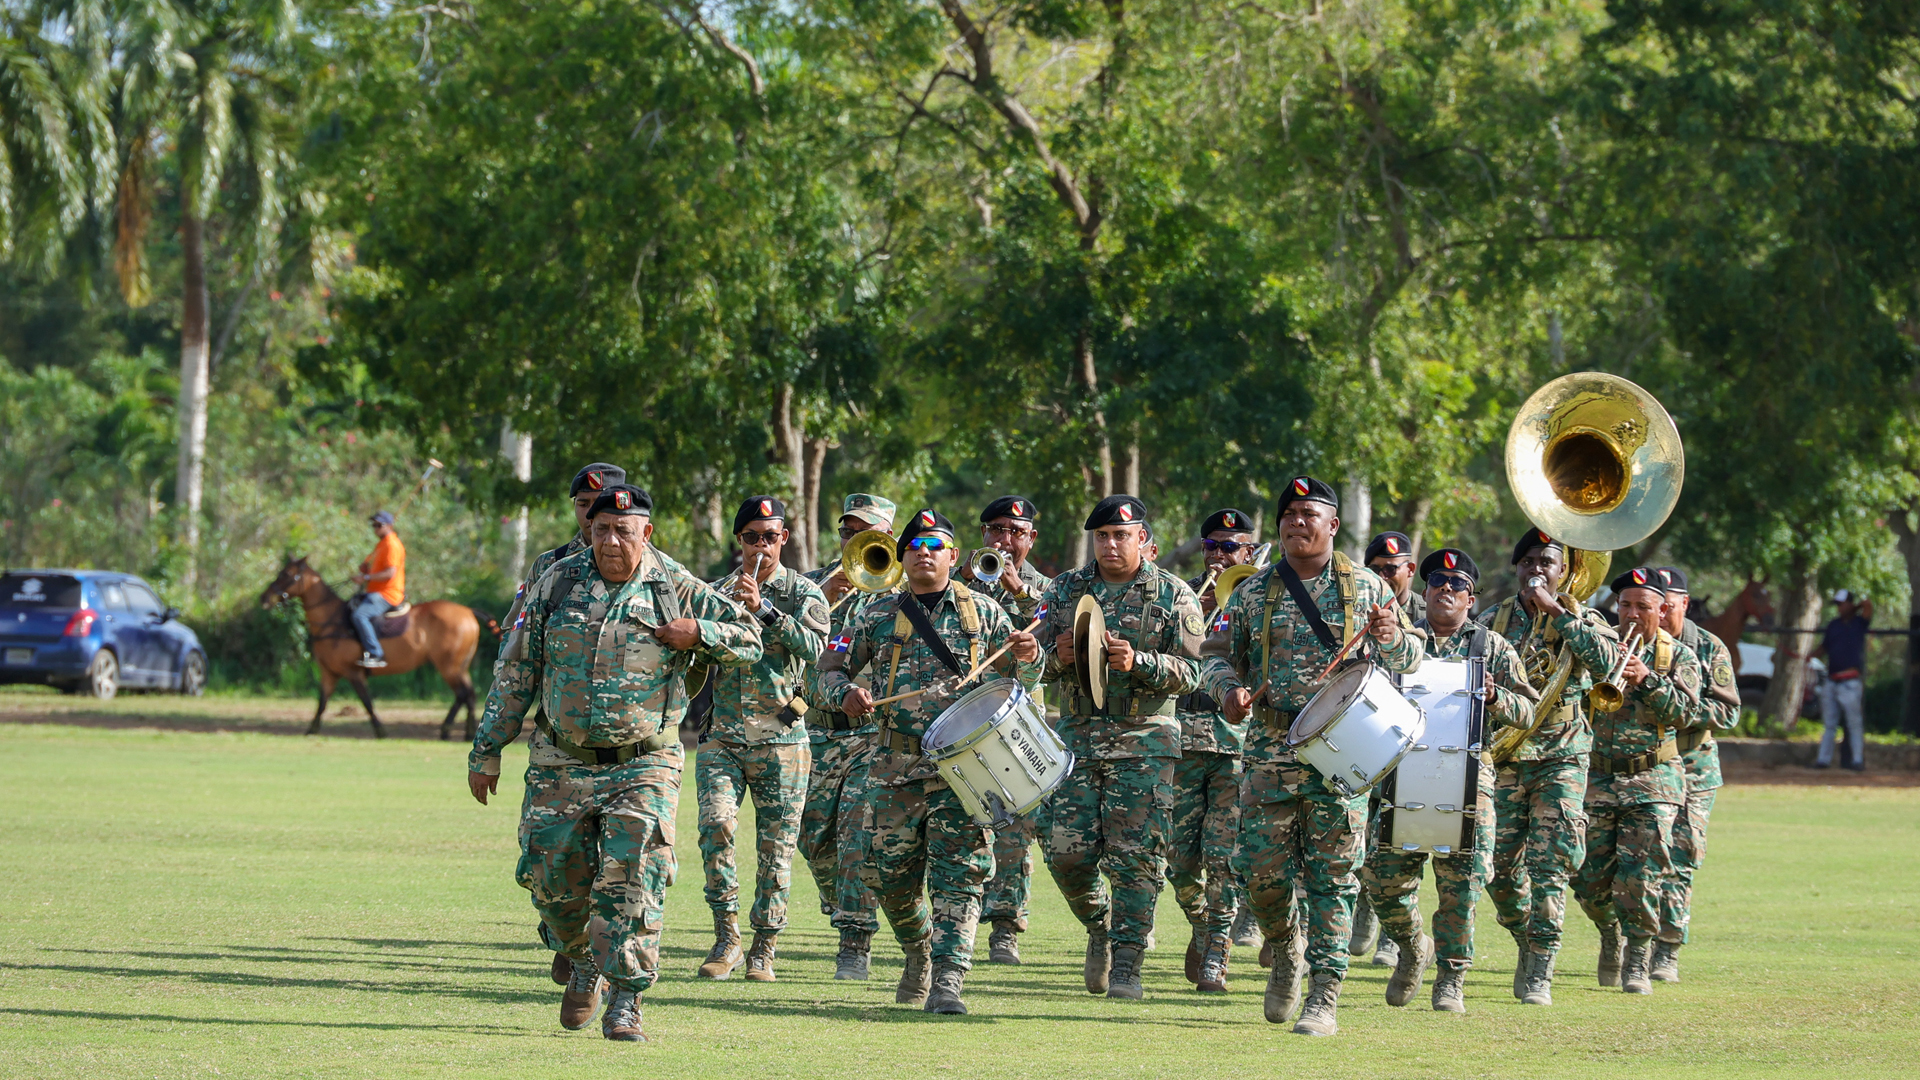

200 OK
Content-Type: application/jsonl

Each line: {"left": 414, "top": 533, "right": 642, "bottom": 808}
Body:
{"left": 1520, "top": 948, "right": 1556, "bottom": 1006}
{"left": 600, "top": 986, "right": 645, "bottom": 1042}
{"left": 1231, "top": 905, "right": 1261, "bottom": 948}
{"left": 925, "top": 962, "right": 967, "bottom": 1015}
{"left": 1292, "top": 971, "right": 1344, "bottom": 1036}
{"left": 697, "top": 911, "right": 744, "bottom": 979}
{"left": 1621, "top": 938, "right": 1654, "bottom": 995}
{"left": 1431, "top": 959, "right": 1467, "bottom": 1013}
{"left": 550, "top": 952, "right": 572, "bottom": 985}
{"left": 1196, "top": 935, "right": 1230, "bottom": 994}
{"left": 744, "top": 931, "right": 778, "bottom": 982}
{"left": 1084, "top": 921, "right": 1112, "bottom": 995}
{"left": 988, "top": 919, "right": 1021, "bottom": 965}
{"left": 1262, "top": 930, "right": 1302, "bottom": 1024}
{"left": 835, "top": 929, "right": 873, "bottom": 981}
{"left": 1510, "top": 927, "right": 1529, "bottom": 999}
{"left": 1349, "top": 894, "right": 1378, "bottom": 956}
{"left": 1650, "top": 940, "right": 1681, "bottom": 983}
{"left": 559, "top": 955, "right": 605, "bottom": 1031}
{"left": 1384, "top": 934, "right": 1433, "bottom": 1008}
{"left": 896, "top": 937, "right": 933, "bottom": 1005}
{"left": 1596, "top": 921, "right": 1624, "bottom": 987}
{"left": 1107, "top": 946, "right": 1145, "bottom": 1000}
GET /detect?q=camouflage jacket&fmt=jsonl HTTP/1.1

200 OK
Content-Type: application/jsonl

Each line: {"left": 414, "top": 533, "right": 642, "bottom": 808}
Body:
{"left": 816, "top": 582, "right": 1042, "bottom": 787}
{"left": 1198, "top": 555, "right": 1423, "bottom": 766}
{"left": 498, "top": 532, "right": 590, "bottom": 651}
{"left": 1176, "top": 571, "right": 1243, "bottom": 756}
{"left": 1417, "top": 620, "right": 1537, "bottom": 734}
{"left": 1587, "top": 625, "right": 1700, "bottom": 805}
{"left": 470, "top": 547, "right": 763, "bottom": 774}
{"left": 1475, "top": 595, "right": 1619, "bottom": 764}
{"left": 802, "top": 559, "right": 881, "bottom": 741}
{"left": 1676, "top": 619, "right": 1741, "bottom": 792}
{"left": 703, "top": 564, "right": 829, "bottom": 745}
{"left": 963, "top": 560, "right": 1053, "bottom": 622}
{"left": 1396, "top": 588, "right": 1427, "bottom": 623}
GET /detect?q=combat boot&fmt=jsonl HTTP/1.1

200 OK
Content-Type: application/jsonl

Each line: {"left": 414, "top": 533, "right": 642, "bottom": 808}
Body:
{"left": 1596, "top": 921, "right": 1624, "bottom": 987}
{"left": 1431, "top": 959, "right": 1467, "bottom": 1013}
{"left": 1384, "top": 934, "right": 1433, "bottom": 1008}
{"left": 1509, "top": 928, "right": 1529, "bottom": 999}
{"left": 1650, "top": 940, "right": 1681, "bottom": 983}
{"left": 1292, "top": 971, "right": 1344, "bottom": 1036}
{"left": 1258, "top": 936, "right": 1273, "bottom": 969}
{"left": 1520, "top": 948, "right": 1556, "bottom": 1006}
{"left": 989, "top": 919, "right": 1021, "bottom": 965}
{"left": 697, "top": 911, "right": 744, "bottom": 979}
{"left": 1621, "top": 937, "right": 1654, "bottom": 995}
{"left": 600, "top": 986, "right": 645, "bottom": 1042}
{"left": 1185, "top": 925, "right": 1207, "bottom": 983}
{"left": 896, "top": 937, "right": 933, "bottom": 1005}
{"left": 834, "top": 929, "right": 873, "bottom": 981}
{"left": 1349, "top": 894, "right": 1378, "bottom": 956}
{"left": 744, "top": 931, "right": 778, "bottom": 983}
{"left": 1196, "top": 936, "right": 1230, "bottom": 994}
{"left": 1373, "top": 936, "right": 1400, "bottom": 968}
{"left": 559, "top": 955, "right": 605, "bottom": 1031}
{"left": 1084, "top": 921, "right": 1112, "bottom": 994}
{"left": 1108, "top": 946, "right": 1146, "bottom": 1000}
{"left": 1231, "top": 905, "right": 1262, "bottom": 948}
{"left": 924, "top": 962, "right": 968, "bottom": 1015}
{"left": 1262, "top": 931, "right": 1302, "bottom": 1024}
{"left": 550, "top": 952, "right": 572, "bottom": 986}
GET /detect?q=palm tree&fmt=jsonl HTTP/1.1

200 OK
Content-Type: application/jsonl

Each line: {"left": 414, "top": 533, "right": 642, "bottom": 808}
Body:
{"left": 1, "top": 6, "right": 112, "bottom": 275}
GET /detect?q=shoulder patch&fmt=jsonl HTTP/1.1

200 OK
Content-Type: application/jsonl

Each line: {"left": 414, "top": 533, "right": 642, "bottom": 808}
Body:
{"left": 1713, "top": 660, "right": 1734, "bottom": 686}
{"left": 1182, "top": 609, "right": 1205, "bottom": 637}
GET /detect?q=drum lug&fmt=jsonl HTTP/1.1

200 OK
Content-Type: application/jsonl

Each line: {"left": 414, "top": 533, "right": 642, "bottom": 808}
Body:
{"left": 1438, "top": 745, "right": 1461, "bottom": 753}
{"left": 1434, "top": 844, "right": 1453, "bottom": 854}
{"left": 1412, "top": 743, "right": 1430, "bottom": 752}
{"left": 1436, "top": 803, "right": 1458, "bottom": 813}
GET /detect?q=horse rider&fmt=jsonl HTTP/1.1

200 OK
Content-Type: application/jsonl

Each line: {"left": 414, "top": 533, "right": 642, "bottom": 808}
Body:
{"left": 350, "top": 510, "right": 407, "bottom": 668}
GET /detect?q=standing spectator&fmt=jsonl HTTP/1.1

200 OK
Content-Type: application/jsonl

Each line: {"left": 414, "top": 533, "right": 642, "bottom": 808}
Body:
{"left": 1810, "top": 590, "right": 1871, "bottom": 771}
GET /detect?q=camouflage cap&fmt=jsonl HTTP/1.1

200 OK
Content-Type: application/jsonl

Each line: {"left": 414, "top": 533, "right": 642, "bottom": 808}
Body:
{"left": 840, "top": 492, "right": 896, "bottom": 529}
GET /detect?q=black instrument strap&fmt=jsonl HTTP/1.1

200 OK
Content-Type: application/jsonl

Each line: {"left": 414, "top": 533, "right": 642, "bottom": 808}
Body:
{"left": 897, "top": 592, "right": 966, "bottom": 677}
{"left": 1276, "top": 561, "right": 1340, "bottom": 652}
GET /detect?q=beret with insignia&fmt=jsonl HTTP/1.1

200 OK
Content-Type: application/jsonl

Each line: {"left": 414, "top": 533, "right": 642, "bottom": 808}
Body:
{"left": 1200, "top": 508, "right": 1253, "bottom": 537}
{"left": 1276, "top": 475, "right": 1338, "bottom": 517}
{"left": 1419, "top": 548, "right": 1480, "bottom": 585}
{"left": 981, "top": 495, "right": 1039, "bottom": 524}
{"left": 896, "top": 508, "right": 957, "bottom": 556}
{"left": 1656, "top": 566, "right": 1690, "bottom": 593}
{"left": 1510, "top": 526, "right": 1565, "bottom": 565}
{"left": 1365, "top": 531, "right": 1414, "bottom": 563}
{"left": 570, "top": 462, "right": 627, "bottom": 497}
{"left": 1610, "top": 565, "right": 1667, "bottom": 596}
{"left": 587, "top": 484, "right": 653, "bottom": 519}
{"left": 1085, "top": 494, "right": 1149, "bottom": 531}
{"left": 841, "top": 492, "right": 897, "bottom": 530}
{"left": 733, "top": 495, "right": 787, "bottom": 535}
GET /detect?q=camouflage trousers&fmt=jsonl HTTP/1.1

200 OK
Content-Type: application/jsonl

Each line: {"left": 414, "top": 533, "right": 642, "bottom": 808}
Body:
{"left": 1487, "top": 758, "right": 1589, "bottom": 953}
{"left": 1045, "top": 756, "right": 1175, "bottom": 950}
{"left": 1658, "top": 787, "right": 1718, "bottom": 944}
{"left": 1574, "top": 795, "right": 1679, "bottom": 942}
{"left": 1361, "top": 760, "right": 1496, "bottom": 966}
{"left": 861, "top": 778, "right": 992, "bottom": 970}
{"left": 696, "top": 740, "right": 810, "bottom": 933}
{"left": 983, "top": 815, "right": 1035, "bottom": 928}
{"left": 1233, "top": 758, "right": 1365, "bottom": 976}
{"left": 798, "top": 734, "right": 880, "bottom": 933}
{"left": 1166, "top": 749, "right": 1243, "bottom": 938}
{"left": 517, "top": 744, "right": 681, "bottom": 993}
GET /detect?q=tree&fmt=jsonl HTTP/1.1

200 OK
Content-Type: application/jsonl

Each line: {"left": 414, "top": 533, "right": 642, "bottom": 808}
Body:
{"left": 1, "top": 4, "right": 111, "bottom": 273}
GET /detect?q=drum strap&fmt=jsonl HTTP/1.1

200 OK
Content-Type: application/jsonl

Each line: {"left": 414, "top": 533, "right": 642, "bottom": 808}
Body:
{"left": 884, "top": 586, "right": 983, "bottom": 703}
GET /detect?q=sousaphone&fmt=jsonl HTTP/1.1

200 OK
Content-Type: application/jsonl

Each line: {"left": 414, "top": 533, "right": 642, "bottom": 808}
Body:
{"left": 1072, "top": 594, "right": 1110, "bottom": 709}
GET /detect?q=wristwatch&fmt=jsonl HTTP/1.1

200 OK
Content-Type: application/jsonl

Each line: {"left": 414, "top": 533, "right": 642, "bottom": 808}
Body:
{"left": 756, "top": 600, "right": 779, "bottom": 625}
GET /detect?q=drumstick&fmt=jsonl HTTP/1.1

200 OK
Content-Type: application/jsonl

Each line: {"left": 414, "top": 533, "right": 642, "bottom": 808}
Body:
{"left": 1313, "top": 625, "right": 1372, "bottom": 683}
{"left": 862, "top": 613, "right": 1046, "bottom": 709}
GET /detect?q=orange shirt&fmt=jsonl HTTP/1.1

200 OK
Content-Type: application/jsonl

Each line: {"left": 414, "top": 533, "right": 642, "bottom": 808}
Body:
{"left": 363, "top": 533, "right": 407, "bottom": 605}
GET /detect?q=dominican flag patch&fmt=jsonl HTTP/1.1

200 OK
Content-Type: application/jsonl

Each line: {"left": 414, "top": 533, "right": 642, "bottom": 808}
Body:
{"left": 514, "top": 582, "right": 526, "bottom": 602}
{"left": 1212, "top": 611, "right": 1229, "bottom": 633}
{"left": 511, "top": 610, "right": 527, "bottom": 631}
{"left": 828, "top": 633, "right": 853, "bottom": 653}
{"left": 1033, "top": 602, "right": 1049, "bottom": 621}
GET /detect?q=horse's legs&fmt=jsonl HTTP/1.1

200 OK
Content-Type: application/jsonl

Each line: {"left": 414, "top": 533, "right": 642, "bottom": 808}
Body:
{"left": 438, "top": 684, "right": 464, "bottom": 743}
{"left": 347, "top": 674, "right": 386, "bottom": 740}
{"left": 308, "top": 670, "right": 338, "bottom": 735}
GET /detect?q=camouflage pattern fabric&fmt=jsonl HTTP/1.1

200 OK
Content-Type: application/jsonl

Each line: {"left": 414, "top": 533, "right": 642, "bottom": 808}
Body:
{"left": 1198, "top": 556, "right": 1422, "bottom": 975}
{"left": 966, "top": 560, "right": 1052, "bottom": 623}
{"left": 1166, "top": 748, "right": 1242, "bottom": 938}
{"left": 703, "top": 564, "right": 828, "bottom": 745}
{"left": 1046, "top": 756, "right": 1177, "bottom": 949}
{"left": 500, "top": 533, "right": 590, "bottom": 635}
{"left": 862, "top": 780, "right": 994, "bottom": 968}
{"left": 1659, "top": 621, "right": 1739, "bottom": 944}
{"left": 696, "top": 741, "right": 811, "bottom": 933}
{"left": 798, "top": 733, "right": 879, "bottom": 933}
{"left": 982, "top": 815, "right": 1035, "bottom": 928}
{"left": 1475, "top": 596, "right": 1618, "bottom": 762}
{"left": 1178, "top": 572, "right": 1244, "bottom": 756}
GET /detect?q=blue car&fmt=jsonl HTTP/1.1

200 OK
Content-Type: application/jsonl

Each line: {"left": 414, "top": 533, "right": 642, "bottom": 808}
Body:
{"left": 0, "top": 569, "right": 206, "bottom": 699}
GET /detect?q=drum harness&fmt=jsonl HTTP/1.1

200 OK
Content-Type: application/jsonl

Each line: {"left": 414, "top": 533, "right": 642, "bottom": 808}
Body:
{"left": 878, "top": 583, "right": 983, "bottom": 758}
{"left": 1254, "top": 552, "right": 1359, "bottom": 733}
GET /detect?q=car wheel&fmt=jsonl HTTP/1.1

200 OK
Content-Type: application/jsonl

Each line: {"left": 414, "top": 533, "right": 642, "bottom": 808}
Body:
{"left": 179, "top": 651, "right": 207, "bottom": 697}
{"left": 85, "top": 650, "right": 119, "bottom": 700}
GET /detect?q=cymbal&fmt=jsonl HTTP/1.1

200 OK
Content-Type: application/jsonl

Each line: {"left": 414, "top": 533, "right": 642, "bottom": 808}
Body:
{"left": 1074, "top": 594, "right": 1109, "bottom": 710}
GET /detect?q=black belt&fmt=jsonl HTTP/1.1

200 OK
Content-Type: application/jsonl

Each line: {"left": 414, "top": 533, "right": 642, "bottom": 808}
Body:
{"left": 1177, "top": 690, "right": 1221, "bottom": 714}
{"left": 1591, "top": 739, "right": 1679, "bottom": 776}
{"left": 536, "top": 715, "right": 677, "bottom": 766}
{"left": 815, "top": 710, "right": 861, "bottom": 734}
{"left": 1675, "top": 728, "right": 1710, "bottom": 754}
{"left": 1065, "top": 692, "right": 1175, "bottom": 718}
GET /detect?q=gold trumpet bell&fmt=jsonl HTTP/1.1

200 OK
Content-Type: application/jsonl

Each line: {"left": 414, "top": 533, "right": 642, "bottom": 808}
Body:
{"left": 843, "top": 529, "right": 903, "bottom": 593}
{"left": 1215, "top": 564, "right": 1260, "bottom": 609}
{"left": 1507, "top": 372, "right": 1684, "bottom": 555}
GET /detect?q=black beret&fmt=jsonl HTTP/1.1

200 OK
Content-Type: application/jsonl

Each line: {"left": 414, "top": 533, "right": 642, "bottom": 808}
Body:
{"left": 570, "top": 462, "right": 627, "bottom": 497}
{"left": 1419, "top": 548, "right": 1480, "bottom": 585}
{"left": 1656, "top": 566, "right": 1690, "bottom": 593}
{"left": 1510, "top": 526, "right": 1565, "bottom": 565}
{"left": 1276, "top": 475, "right": 1338, "bottom": 517}
{"left": 1084, "top": 494, "right": 1148, "bottom": 531}
{"left": 980, "top": 495, "right": 1039, "bottom": 524}
{"left": 1200, "top": 508, "right": 1254, "bottom": 537}
{"left": 733, "top": 495, "right": 787, "bottom": 535}
{"left": 586, "top": 484, "right": 653, "bottom": 519}
{"left": 1611, "top": 566, "right": 1668, "bottom": 596}
{"left": 1365, "top": 532, "right": 1415, "bottom": 563}
{"left": 896, "top": 508, "right": 957, "bottom": 555}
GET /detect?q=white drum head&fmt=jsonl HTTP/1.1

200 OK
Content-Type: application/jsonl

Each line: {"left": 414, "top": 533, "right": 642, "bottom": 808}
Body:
{"left": 1289, "top": 663, "right": 1371, "bottom": 746}
{"left": 925, "top": 678, "right": 1021, "bottom": 753}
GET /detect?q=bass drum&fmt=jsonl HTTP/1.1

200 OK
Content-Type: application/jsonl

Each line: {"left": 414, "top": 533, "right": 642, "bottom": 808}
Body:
{"left": 924, "top": 679, "right": 1075, "bottom": 829}
{"left": 1287, "top": 663, "right": 1425, "bottom": 798}
{"left": 1380, "top": 656, "right": 1485, "bottom": 854}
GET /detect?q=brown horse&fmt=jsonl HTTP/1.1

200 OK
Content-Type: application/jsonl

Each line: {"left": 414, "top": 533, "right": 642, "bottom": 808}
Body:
{"left": 1696, "top": 578, "right": 1775, "bottom": 677}
{"left": 260, "top": 557, "right": 496, "bottom": 740}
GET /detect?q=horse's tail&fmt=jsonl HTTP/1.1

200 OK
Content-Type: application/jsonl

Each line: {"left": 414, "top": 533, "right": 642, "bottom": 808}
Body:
{"left": 472, "top": 607, "right": 503, "bottom": 638}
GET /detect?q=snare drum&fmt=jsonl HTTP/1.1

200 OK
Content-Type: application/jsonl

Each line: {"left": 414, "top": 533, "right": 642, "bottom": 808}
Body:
{"left": 1380, "top": 656, "right": 1485, "bottom": 854}
{"left": 924, "top": 679, "right": 1076, "bottom": 829}
{"left": 1287, "top": 663, "right": 1425, "bottom": 798}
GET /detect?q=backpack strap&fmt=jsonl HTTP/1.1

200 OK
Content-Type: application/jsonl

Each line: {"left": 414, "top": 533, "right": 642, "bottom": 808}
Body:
{"left": 886, "top": 601, "right": 911, "bottom": 700}
{"left": 1331, "top": 551, "right": 1358, "bottom": 646}
{"left": 952, "top": 581, "right": 983, "bottom": 670}
{"left": 1470, "top": 624, "right": 1489, "bottom": 661}
{"left": 1492, "top": 597, "right": 1513, "bottom": 636}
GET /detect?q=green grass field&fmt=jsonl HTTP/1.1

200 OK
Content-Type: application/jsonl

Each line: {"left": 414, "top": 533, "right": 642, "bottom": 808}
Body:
{"left": 0, "top": 722, "right": 1915, "bottom": 1079}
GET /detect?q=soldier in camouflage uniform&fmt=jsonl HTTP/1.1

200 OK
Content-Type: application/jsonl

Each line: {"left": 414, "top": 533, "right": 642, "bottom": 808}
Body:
{"left": 798, "top": 492, "right": 896, "bottom": 979}
{"left": 1199, "top": 476, "right": 1421, "bottom": 1036}
{"left": 468, "top": 485, "right": 763, "bottom": 1043}
{"left": 1574, "top": 568, "right": 1702, "bottom": 995}
{"left": 958, "top": 495, "right": 1052, "bottom": 965}
{"left": 1476, "top": 528, "right": 1619, "bottom": 1006}
{"left": 1035, "top": 494, "right": 1205, "bottom": 1000}
{"left": 693, "top": 497, "right": 828, "bottom": 983}
{"left": 1360, "top": 549, "right": 1536, "bottom": 1013}
{"left": 1169, "top": 508, "right": 1257, "bottom": 993}
{"left": 1349, "top": 530, "right": 1424, "bottom": 966}
{"left": 818, "top": 509, "right": 1043, "bottom": 1015}
{"left": 1651, "top": 567, "right": 1740, "bottom": 983}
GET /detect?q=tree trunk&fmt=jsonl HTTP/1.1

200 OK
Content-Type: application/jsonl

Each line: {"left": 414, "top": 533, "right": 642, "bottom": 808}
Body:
{"left": 175, "top": 210, "right": 212, "bottom": 591}
{"left": 797, "top": 435, "right": 830, "bottom": 571}
{"left": 1122, "top": 438, "right": 1140, "bottom": 496}
{"left": 1340, "top": 475, "right": 1372, "bottom": 562}
{"left": 1076, "top": 327, "right": 1114, "bottom": 494}
{"left": 499, "top": 420, "right": 532, "bottom": 578}
{"left": 1399, "top": 496, "right": 1433, "bottom": 559}
{"left": 1890, "top": 501, "right": 1920, "bottom": 736}
{"left": 1760, "top": 566, "right": 1822, "bottom": 738}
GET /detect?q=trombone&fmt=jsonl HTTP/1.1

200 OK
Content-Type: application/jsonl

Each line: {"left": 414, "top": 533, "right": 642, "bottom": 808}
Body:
{"left": 827, "top": 529, "right": 903, "bottom": 612}
{"left": 1201, "top": 542, "right": 1271, "bottom": 609}
{"left": 1589, "top": 624, "right": 1646, "bottom": 714}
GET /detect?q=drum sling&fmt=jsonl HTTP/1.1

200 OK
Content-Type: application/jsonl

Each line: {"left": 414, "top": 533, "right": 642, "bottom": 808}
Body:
{"left": 1257, "top": 553, "right": 1356, "bottom": 730}
{"left": 880, "top": 584, "right": 982, "bottom": 756}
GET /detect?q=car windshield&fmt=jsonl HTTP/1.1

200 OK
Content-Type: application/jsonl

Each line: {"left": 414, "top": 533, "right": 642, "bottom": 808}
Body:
{"left": 0, "top": 574, "right": 84, "bottom": 608}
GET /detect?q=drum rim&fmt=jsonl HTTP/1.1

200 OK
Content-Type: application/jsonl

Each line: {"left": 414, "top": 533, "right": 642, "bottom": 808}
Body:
{"left": 925, "top": 677, "right": 1027, "bottom": 755}
{"left": 1286, "top": 661, "right": 1376, "bottom": 747}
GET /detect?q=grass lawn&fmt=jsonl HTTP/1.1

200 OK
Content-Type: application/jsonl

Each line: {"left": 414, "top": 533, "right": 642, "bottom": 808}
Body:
{"left": 0, "top": 721, "right": 1914, "bottom": 1079}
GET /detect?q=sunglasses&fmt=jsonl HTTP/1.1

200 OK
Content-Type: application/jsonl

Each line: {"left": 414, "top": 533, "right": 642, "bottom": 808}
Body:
{"left": 1427, "top": 572, "right": 1475, "bottom": 593}
{"left": 738, "top": 529, "right": 783, "bottom": 546}
{"left": 982, "top": 523, "right": 1033, "bottom": 540}
{"left": 906, "top": 536, "right": 953, "bottom": 553}
{"left": 1202, "top": 539, "right": 1253, "bottom": 554}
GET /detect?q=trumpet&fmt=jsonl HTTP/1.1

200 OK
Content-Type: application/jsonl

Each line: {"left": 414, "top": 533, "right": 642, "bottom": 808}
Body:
{"left": 1589, "top": 624, "right": 1646, "bottom": 714}
{"left": 732, "top": 553, "right": 767, "bottom": 601}
{"left": 828, "top": 528, "right": 904, "bottom": 611}
{"left": 968, "top": 547, "right": 1006, "bottom": 585}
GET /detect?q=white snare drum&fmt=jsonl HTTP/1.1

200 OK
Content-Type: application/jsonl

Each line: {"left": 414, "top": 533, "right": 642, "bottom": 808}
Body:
{"left": 924, "top": 679, "right": 1076, "bottom": 829}
{"left": 1381, "top": 656, "right": 1486, "bottom": 854}
{"left": 1288, "top": 663, "right": 1425, "bottom": 798}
